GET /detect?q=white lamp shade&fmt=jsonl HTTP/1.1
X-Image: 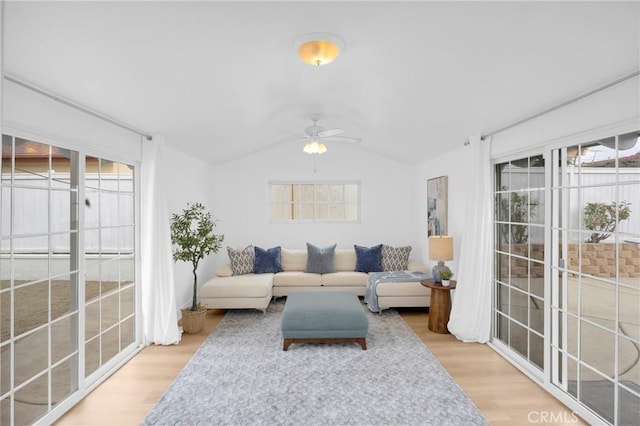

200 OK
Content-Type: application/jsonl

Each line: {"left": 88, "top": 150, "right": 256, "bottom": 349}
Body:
{"left": 429, "top": 236, "right": 453, "bottom": 261}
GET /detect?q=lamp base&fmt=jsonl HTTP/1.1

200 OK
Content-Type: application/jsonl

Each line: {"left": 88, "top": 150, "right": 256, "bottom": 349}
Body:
{"left": 432, "top": 261, "right": 451, "bottom": 283}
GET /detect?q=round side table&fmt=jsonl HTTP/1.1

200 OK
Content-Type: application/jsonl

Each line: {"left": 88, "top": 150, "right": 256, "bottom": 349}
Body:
{"left": 420, "top": 279, "right": 457, "bottom": 334}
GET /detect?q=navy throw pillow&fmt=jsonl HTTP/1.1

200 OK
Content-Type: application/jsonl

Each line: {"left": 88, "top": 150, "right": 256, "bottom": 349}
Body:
{"left": 354, "top": 244, "right": 383, "bottom": 273}
{"left": 254, "top": 246, "right": 282, "bottom": 274}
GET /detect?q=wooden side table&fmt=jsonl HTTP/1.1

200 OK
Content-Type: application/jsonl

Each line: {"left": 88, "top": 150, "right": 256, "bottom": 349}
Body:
{"left": 420, "top": 279, "right": 457, "bottom": 334}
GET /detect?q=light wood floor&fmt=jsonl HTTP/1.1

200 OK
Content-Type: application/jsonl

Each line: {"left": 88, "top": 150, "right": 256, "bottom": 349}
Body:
{"left": 56, "top": 309, "right": 586, "bottom": 426}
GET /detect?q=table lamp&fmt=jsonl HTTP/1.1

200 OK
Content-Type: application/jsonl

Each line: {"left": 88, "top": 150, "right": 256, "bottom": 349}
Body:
{"left": 429, "top": 236, "right": 453, "bottom": 283}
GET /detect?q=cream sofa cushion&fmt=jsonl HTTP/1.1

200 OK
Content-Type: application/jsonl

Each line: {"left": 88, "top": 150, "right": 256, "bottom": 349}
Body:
{"left": 334, "top": 249, "right": 357, "bottom": 271}
{"left": 321, "top": 271, "right": 368, "bottom": 287}
{"left": 375, "top": 281, "right": 430, "bottom": 297}
{"left": 273, "top": 271, "right": 321, "bottom": 287}
{"left": 281, "top": 249, "right": 307, "bottom": 271}
{"left": 200, "top": 274, "right": 273, "bottom": 299}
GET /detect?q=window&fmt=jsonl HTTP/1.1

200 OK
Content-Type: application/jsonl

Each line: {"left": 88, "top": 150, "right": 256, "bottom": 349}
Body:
{"left": 270, "top": 182, "right": 360, "bottom": 222}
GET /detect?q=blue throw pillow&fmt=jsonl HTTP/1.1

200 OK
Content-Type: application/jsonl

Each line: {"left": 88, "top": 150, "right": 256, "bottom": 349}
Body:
{"left": 354, "top": 244, "right": 383, "bottom": 273}
{"left": 304, "top": 243, "right": 337, "bottom": 273}
{"left": 254, "top": 246, "right": 282, "bottom": 274}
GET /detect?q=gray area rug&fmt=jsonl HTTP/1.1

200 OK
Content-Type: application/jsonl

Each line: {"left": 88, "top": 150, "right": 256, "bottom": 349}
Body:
{"left": 143, "top": 299, "right": 488, "bottom": 425}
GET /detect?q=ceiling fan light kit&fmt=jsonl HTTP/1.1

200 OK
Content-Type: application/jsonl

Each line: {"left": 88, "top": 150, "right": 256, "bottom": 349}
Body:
{"left": 303, "top": 141, "right": 328, "bottom": 155}
{"left": 295, "top": 33, "right": 344, "bottom": 66}
{"left": 297, "top": 116, "right": 361, "bottom": 155}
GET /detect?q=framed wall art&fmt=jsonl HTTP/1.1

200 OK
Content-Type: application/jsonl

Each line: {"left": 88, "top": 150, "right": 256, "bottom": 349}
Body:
{"left": 427, "top": 176, "right": 448, "bottom": 236}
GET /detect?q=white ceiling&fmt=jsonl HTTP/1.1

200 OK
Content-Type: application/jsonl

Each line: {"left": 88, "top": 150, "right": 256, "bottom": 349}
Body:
{"left": 3, "top": 1, "right": 639, "bottom": 164}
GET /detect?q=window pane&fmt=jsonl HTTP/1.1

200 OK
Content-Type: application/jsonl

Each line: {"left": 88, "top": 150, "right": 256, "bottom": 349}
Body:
{"left": 293, "top": 184, "right": 313, "bottom": 201}
{"left": 51, "top": 356, "right": 78, "bottom": 407}
{"left": 1, "top": 187, "right": 10, "bottom": 237}
{"left": 344, "top": 184, "right": 358, "bottom": 202}
{"left": 52, "top": 274, "right": 78, "bottom": 321}
{"left": 100, "top": 192, "right": 119, "bottom": 227}
{"left": 328, "top": 203, "right": 344, "bottom": 220}
{"left": 328, "top": 185, "right": 343, "bottom": 202}
{"left": 101, "top": 326, "right": 120, "bottom": 365}
{"left": 2, "top": 134, "right": 12, "bottom": 183}
{"left": 14, "top": 327, "right": 48, "bottom": 387}
{"left": 85, "top": 338, "right": 100, "bottom": 377}
{"left": 119, "top": 194, "right": 134, "bottom": 226}
{"left": 52, "top": 315, "right": 78, "bottom": 364}
{"left": 50, "top": 148, "right": 72, "bottom": 189}
{"left": 345, "top": 203, "right": 358, "bottom": 221}
{"left": 314, "top": 184, "right": 328, "bottom": 202}
{"left": 117, "top": 162, "right": 134, "bottom": 193}
{"left": 271, "top": 184, "right": 290, "bottom": 202}
{"left": 14, "top": 138, "right": 50, "bottom": 185}
{"left": 119, "top": 226, "right": 134, "bottom": 255}
{"left": 13, "top": 187, "right": 48, "bottom": 235}
{"left": 15, "top": 281, "right": 49, "bottom": 336}
{"left": 14, "top": 372, "right": 48, "bottom": 425}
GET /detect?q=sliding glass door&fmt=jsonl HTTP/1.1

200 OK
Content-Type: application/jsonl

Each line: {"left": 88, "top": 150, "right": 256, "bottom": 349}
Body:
{"left": 493, "top": 130, "right": 639, "bottom": 425}
{"left": 0, "top": 133, "right": 139, "bottom": 425}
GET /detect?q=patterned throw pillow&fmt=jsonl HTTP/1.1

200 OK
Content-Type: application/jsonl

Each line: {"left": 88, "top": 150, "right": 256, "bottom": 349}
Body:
{"left": 354, "top": 244, "right": 383, "bottom": 273}
{"left": 227, "top": 245, "right": 255, "bottom": 275}
{"left": 304, "top": 243, "right": 337, "bottom": 273}
{"left": 382, "top": 245, "right": 412, "bottom": 271}
{"left": 254, "top": 246, "right": 282, "bottom": 274}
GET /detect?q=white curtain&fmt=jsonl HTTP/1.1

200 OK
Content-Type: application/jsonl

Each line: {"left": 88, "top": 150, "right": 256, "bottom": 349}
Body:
{"left": 448, "top": 134, "right": 493, "bottom": 343}
{"left": 141, "top": 135, "right": 181, "bottom": 345}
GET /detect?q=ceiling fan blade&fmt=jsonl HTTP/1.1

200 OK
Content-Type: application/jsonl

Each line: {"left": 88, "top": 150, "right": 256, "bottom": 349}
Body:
{"left": 318, "top": 128, "right": 343, "bottom": 137}
{"left": 323, "top": 135, "right": 362, "bottom": 143}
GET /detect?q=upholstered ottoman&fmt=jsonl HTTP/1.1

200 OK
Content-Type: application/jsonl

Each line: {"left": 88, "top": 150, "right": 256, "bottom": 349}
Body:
{"left": 281, "top": 291, "right": 369, "bottom": 351}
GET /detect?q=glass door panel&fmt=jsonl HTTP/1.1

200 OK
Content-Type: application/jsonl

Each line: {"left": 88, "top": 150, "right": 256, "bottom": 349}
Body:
{"left": 551, "top": 132, "right": 640, "bottom": 425}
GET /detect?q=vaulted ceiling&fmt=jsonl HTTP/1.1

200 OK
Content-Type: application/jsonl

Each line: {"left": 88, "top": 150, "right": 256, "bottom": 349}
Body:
{"left": 3, "top": 1, "right": 639, "bottom": 164}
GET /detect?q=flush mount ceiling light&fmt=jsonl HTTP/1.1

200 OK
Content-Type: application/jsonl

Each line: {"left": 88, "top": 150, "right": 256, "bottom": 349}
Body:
{"left": 295, "top": 33, "right": 344, "bottom": 66}
{"left": 303, "top": 140, "right": 327, "bottom": 155}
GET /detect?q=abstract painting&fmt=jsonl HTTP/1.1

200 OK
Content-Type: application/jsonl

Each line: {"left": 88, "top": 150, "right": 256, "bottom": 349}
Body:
{"left": 427, "top": 176, "right": 448, "bottom": 236}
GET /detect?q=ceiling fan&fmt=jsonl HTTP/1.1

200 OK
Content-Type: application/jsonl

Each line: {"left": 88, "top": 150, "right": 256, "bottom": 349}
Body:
{"left": 298, "top": 115, "right": 362, "bottom": 154}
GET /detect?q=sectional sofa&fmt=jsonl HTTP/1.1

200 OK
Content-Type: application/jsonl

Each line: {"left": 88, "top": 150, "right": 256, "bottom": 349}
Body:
{"left": 199, "top": 246, "right": 432, "bottom": 313}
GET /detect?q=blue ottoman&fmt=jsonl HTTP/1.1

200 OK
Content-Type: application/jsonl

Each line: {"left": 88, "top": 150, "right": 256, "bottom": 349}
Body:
{"left": 281, "top": 292, "right": 369, "bottom": 351}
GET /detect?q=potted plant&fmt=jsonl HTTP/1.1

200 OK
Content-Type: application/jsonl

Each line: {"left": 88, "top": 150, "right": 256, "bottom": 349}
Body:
{"left": 170, "top": 202, "right": 224, "bottom": 333}
{"left": 439, "top": 270, "right": 454, "bottom": 287}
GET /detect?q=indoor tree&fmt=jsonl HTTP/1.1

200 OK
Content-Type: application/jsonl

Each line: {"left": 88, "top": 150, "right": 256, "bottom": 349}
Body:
{"left": 170, "top": 202, "right": 224, "bottom": 311}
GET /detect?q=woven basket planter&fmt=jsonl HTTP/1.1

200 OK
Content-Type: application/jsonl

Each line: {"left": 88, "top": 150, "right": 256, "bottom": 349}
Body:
{"left": 181, "top": 304, "right": 207, "bottom": 334}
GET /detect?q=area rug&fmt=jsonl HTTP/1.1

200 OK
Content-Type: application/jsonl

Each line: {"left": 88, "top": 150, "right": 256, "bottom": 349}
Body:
{"left": 143, "top": 300, "right": 488, "bottom": 425}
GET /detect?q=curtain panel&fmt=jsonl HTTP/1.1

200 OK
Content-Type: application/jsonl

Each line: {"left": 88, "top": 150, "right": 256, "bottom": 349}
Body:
{"left": 141, "top": 135, "right": 181, "bottom": 345}
{"left": 447, "top": 135, "right": 492, "bottom": 343}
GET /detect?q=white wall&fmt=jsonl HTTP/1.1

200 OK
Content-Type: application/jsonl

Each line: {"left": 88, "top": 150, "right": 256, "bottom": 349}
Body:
{"left": 162, "top": 146, "right": 219, "bottom": 309}
{"left": 411, "top": 143, "right": 474, "bottom": 275}
{"left": 212, "top": 140, "right": 414, "bottom": 270}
